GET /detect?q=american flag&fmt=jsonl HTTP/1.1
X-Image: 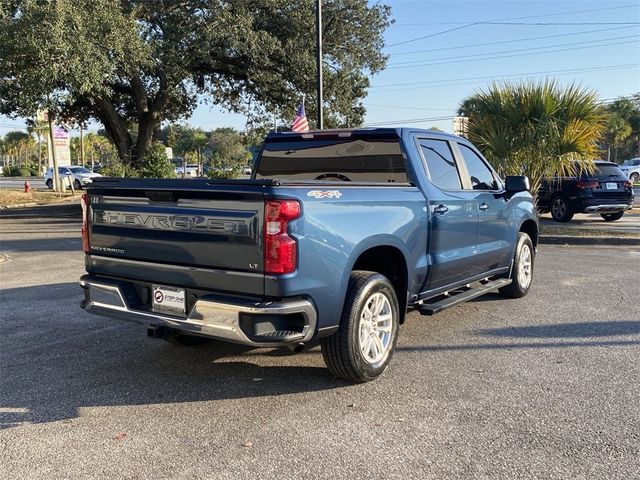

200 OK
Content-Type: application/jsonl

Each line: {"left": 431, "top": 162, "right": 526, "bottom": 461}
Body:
{"left": 291, "top": 102, "right": 309, "bottom": 132}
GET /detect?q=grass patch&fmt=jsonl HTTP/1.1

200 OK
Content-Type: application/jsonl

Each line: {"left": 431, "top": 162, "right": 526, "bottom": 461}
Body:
{"left": 0, "top": 189, "right": 77, "bottom": 207}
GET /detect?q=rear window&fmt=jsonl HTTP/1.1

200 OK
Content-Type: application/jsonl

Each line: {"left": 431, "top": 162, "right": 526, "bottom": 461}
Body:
{"left": 595, "top": 164, "right": 624, "bottom": 178}
{"left": 256, "top": 138, "right": 409, "bottom": 183}
{"left": 571, "top": 162, "right": 624, "bottom": 179}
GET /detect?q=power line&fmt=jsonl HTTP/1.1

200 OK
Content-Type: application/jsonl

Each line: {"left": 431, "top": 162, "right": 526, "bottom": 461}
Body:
{"left": 363, "top": 116, "right": 455, "bottom": 127}
{"left": 389, "top": 26, "right": 638, "bottom": 57}
{"left": 388, "top": 34, "right": 640, "bottom": 67}
{"left": 385, "top": 39, "right": 640, "bottom": 70}
{"left": 362, "top": 96, "right": 635, "bottom": 126}
{"left": 364, "top": 96, "right": 633, "bottom": 115}
{"left": 385, "top": 23, "right": 479, "bottom": 48}
{"left": 390, "top": 4, "right": 639, "bottom": 27}
{"left": 386, "top": 21, "right": 640, "bottom": 48}
{"left": 367, "top": 104, "right": 455, "bottom": 111}
{"left": 369, "top": 63, "right": 640, "bottom": 93}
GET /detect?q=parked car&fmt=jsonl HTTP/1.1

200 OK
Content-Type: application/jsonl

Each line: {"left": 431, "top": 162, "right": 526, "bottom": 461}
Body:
{"left": 174, "top": 164, "right": 199, "bottom": 177}
{"left": 537, "top": 161, "right": 634, "bottom": 222}
{"left": 620, "top": 158, "right": 640, "bottom": 183}
{"left": 45, "top": 166, "right": 102, "bottom": 190}
{"left": 79, "top": 128, "right": 538, "bottom": 382}
{"left": 242, "top": 166, "right": 252, "bottom": 175}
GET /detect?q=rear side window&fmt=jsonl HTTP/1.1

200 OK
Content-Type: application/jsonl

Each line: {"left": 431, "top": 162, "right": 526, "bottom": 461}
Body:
{"left": 256, "top": 138, "right": 408, "bottom": 183}
{"left": 419, "top": 139, "right": 462, "bottom": 190}
{"left": 458, "top": 144, "right": 499, "bottom": 190}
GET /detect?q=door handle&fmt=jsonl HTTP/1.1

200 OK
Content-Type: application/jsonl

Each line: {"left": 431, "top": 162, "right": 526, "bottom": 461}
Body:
{"left": 433, "top": 205, "right": 449, "bottom": 215}
{"left": 479, "top": 203, "right": 489, "bottom": 211}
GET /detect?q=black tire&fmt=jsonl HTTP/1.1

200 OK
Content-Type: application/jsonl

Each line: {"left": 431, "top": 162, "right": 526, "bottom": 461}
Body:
{"left": 73, "top": 179, "right": 82, "bottom": 190}
{"left": 601, "top": 211, "right": 624, "bottom": 222}
{"left": 321, "top": 271, "right": 400, "bottom": 383}
{"left": 46, "top": 178, "right": 53, "bottom": 189}
{"left": 550, "top": 195, "right": 574, "bottom": 222}
{"left": 165, "top": 332, "right": 212, "bottom": 346}
{"left": 630, "top": 172, "right": 639, "bottom": 183}
{"left": 499, "top": 232, "right": 535, "bottom": 299}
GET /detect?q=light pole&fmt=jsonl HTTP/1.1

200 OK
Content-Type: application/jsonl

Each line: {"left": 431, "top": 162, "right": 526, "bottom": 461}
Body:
{"left": 316, "top": 0, "right": 323, "bottom": 130}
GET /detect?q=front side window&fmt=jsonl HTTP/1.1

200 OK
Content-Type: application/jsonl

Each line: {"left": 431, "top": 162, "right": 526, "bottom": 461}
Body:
{"left": 458, "top": 144, "right": 499, "bottom": 190}
{"left": 419, "top": 139, "right": 462, "bottom": 190}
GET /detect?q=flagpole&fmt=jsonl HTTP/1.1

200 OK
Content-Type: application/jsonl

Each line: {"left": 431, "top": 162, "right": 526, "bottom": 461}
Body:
{"left": 315, "top": 0, "right": 323, "bottom": 130}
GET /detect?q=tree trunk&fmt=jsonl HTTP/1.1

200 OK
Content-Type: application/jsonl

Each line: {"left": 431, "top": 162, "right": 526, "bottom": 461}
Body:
{"left": 132, "top": 112, "right": 158, "bottom": 167}
{"left": 37, "top": 134, "right": 42, "bottom": 175}
{"left": 92, "top": 96, "right": 133, "bottom": 163}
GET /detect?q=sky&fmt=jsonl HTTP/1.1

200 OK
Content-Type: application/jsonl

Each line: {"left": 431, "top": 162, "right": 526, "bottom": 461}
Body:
{"left": 1, "top": 0, "right": 639, "bottom": 137}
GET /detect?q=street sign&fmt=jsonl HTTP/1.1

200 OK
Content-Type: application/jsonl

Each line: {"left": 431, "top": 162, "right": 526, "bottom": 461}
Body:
{"left": 53, "top": 127, "right": 71, "bottom": 166}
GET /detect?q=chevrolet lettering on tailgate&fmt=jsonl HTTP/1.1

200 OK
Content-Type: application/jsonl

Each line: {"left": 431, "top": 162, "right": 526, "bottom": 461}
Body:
{"left": 92, "top": 209, "right": 251, "bottom": 236}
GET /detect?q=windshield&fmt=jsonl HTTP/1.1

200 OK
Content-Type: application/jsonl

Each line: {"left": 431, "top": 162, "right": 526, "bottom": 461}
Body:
{"left": 69, "top": 167, "right": 91, "bottom": 173}
{"left": 623, "top": 159, "right": 640, "bottom": 166}
{"left": 256, "top": 137, "right": 409, "bottom": 183}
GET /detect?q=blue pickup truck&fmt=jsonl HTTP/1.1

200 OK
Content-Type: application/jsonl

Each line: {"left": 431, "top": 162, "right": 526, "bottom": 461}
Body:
{"left": 80, "top": 128, "right": 538, "bottom": 382}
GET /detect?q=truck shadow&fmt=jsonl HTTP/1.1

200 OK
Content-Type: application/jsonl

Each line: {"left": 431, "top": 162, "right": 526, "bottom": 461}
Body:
{"left": 0, "top": 283, "right": 347, "bottom": 430}
{"left": 398, "top": 319, "right": 640, "bottom": 354}
{"left": 0, "top": 237, "right": 81, "bottom": 253}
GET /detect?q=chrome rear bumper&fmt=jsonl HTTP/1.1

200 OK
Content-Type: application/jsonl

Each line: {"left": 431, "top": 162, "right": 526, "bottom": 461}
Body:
{"left": 584, "top": 204, "right": 633, "bottom": 213}
{"left": 79, "top": 276, "right": 317, "bottom": 347}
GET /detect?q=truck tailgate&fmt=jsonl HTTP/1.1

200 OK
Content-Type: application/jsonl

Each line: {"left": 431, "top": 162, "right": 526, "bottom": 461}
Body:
{"left": 86, "top": 179, "right": 266, "bottom": 295}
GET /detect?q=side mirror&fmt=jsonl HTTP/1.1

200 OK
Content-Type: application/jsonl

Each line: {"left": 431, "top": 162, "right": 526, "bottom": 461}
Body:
{"left": 505, "top": 175, "right": 530, "bottom": 193}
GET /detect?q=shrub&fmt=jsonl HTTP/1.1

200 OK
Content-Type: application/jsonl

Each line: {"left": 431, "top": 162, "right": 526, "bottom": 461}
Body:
{"left": 138, "top": 143, "right": 176, "bottom": 178}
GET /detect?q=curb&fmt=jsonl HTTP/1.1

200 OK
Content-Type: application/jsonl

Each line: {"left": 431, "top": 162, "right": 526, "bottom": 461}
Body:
{"left": 540, "top": 235, "right": 640, "bottom": 246}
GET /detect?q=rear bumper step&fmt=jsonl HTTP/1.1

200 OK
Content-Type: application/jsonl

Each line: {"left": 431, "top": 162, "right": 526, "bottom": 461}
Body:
{"left": 79, "top": 275, "right": 317, "bottom": 347}
{"left": 418, "top": 278, "right": 512, "bottom": 316}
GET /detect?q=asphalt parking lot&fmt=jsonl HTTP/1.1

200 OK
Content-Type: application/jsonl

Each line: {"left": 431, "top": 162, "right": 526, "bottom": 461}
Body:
{"left": 1, "top": 204, "right": 639, "bottom": 480}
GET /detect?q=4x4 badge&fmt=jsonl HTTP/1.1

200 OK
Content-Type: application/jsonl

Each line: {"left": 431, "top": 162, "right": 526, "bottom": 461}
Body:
{"left": 307, "top": 190, "right": 342, "bottom": 199}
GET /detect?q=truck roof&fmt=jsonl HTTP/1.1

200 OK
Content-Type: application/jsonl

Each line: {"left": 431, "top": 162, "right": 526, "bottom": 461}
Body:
{"left": 265, "top": 128, "right": 463, "bottom": 142}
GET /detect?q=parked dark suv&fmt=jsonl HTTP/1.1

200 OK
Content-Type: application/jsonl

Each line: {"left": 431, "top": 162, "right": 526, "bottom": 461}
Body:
{"left": 538, "top": 161, "right": 634, "bottom": 222}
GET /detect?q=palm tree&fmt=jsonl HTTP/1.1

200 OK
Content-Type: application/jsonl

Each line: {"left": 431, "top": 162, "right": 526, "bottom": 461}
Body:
{"left": 459, "top": 80, "right": 605, "bottom": 202}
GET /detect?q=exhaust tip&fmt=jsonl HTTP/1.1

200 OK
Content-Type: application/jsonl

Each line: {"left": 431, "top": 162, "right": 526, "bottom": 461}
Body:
{"left": 288, "top": 342, "right": 305, "bottom": 353}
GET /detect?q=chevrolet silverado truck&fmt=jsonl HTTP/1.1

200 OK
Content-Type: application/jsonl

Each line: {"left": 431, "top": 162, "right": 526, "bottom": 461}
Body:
{"left": 80, "top": 128, "right": 538, "bottom": 382}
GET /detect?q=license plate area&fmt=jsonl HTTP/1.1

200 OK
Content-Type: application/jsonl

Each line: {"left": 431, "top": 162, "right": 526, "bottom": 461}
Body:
{"left": 605, "top": 182, "right": 618, "bottom": 190}
{"left": 152, "top": 284, "right": 186, "bottom": 315}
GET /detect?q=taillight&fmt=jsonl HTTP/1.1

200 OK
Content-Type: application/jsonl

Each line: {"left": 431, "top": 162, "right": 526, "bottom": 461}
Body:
{"left": 576, "top": 181, "right": 599, "bottom": 189}
{"left": 81, "top": 193, "right": 90, "bottom": 254}
{"left": 264, "top": 200, "right": 301, "bottom": 274}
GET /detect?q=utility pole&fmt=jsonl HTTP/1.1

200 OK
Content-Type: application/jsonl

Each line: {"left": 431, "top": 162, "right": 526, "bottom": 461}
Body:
{"left": 315, "top": 0, "right": 323, "bottom": 130}
{"left": 79, "top": 124, "right": 85, "bottom": 167}
{"left": 47, "top": 112, "right": 60, "bottom": 193}
{"left": 273, "top": 110, "right": 278, "bottom": 132}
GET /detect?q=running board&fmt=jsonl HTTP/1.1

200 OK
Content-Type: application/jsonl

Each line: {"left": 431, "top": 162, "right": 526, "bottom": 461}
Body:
{"left": 417, "top": 278, "right": 512, "bottom": 316}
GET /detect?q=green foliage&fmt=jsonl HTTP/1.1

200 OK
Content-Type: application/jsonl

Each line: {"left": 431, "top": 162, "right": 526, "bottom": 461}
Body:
{"left": 602, "top": 95, "right": 640, "bottom": 161}
{"left": 208, "top": 128, "right": 253, "bottom": 164}
{"left": 459, "top": 80, "right": 605, "bottom": 199}
{"left": 2, "top": 165, "right": 20, "bottom": 177}
{"left": 138, "top": 143, "right": 176, "bottom": 179}
{"left": 1, "top": 0, "right": 391, "bottom": 165}
{"left": 99, "top": 159, "right": 139, "bottom": 178}
{"left": 100, "top": 143, "right": 175, "bottom": 179}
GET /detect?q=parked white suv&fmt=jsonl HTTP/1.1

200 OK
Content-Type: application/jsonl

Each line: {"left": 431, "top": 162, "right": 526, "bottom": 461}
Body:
{"left": 620, "top": 158, "right": 640, "bottom": 183}
{"left": 45, "top": 166, "right": 102, "bottom": 189}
